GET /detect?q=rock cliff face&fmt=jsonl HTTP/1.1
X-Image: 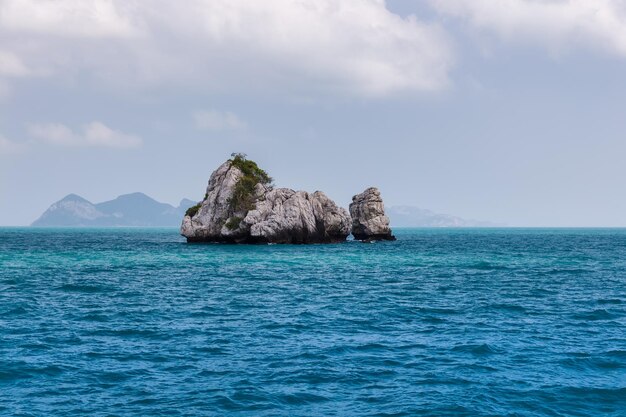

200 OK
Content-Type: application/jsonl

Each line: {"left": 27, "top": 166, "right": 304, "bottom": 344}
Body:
{"left": 180, "top": 160, "right": 247, "bottom": 242}
{"left": 244, "top": 188, "right": 351, "bottom": 243}
{"left": 181, "top": 157, "right": 351, "bottom": 243}
{"left": 349, "top": 187, "right": 395, "bottom": 241}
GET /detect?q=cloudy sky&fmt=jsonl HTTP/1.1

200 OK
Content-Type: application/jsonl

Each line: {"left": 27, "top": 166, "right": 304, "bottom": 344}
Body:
{"left": 2, "top": 0, "right": 626, "bottom": 226}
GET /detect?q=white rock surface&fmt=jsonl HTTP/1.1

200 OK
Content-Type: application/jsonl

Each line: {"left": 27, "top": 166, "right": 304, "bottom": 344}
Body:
{"left": 245, "top": 189, "right": 351, "bottom": 243}
{"left": 180, "top": 161, "right": 249, "bottom": 241}
{"left": 349, "top": 187, "right": 395, "bottom": 241}
{"left": 181, "top": 160, "right": 350, "bottom": 243}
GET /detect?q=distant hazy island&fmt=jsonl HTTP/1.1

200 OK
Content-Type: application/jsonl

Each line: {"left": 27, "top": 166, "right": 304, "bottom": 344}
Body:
{"left": 32, "top": 193, "right": 196, "bottom": 227}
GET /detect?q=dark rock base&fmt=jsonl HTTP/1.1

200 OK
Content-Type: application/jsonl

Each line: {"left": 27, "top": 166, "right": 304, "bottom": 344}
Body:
{"left": 186, "top": 234, "right": 349, "bottom": 244}
{"left": 353, "top": 233, "right": 396, "bottom": 242}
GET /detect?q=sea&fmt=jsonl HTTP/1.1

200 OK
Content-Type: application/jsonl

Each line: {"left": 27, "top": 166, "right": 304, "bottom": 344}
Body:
{"left": 1, "top": 227, "right": 625, "bottom": 416}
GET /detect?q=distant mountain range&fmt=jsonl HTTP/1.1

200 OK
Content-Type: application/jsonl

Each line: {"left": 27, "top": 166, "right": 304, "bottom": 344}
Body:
{"left": 32, "top": 193, "right": 499, "bottom": 227}
{"left": 32, "top": 193, "right": 197, "bottom": 227}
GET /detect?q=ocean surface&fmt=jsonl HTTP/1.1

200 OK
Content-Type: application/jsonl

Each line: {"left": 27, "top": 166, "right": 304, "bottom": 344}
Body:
{"left": 1, "top": 228, "right": 625, "bottom": 416}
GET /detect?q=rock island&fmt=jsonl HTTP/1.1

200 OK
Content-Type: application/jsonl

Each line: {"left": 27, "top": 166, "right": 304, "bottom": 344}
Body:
{"left": 181, "top": 154, "right": 395, "bottom": 243}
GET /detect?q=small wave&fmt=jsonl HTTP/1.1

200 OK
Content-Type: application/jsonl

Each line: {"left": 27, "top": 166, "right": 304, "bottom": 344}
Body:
{"left": 467, "top": 261, "right": 511, "bottom": 271}
{"left": 559, "top": 356, "right": 624, "bottom": 371}
{"left": 192, "top": 346, "right": 229, "bottom": 355}
{"left": 422, "top": 316, "right": 447, "bottom": 324}
{"left": 462, "top": 363, "right": 499, "bottom": 372}
{"left": 18, "top": 342, "right": 51, "bottom": 351}
{"left": 419, "top": 375, "right": 473, "bottom": 386}
{"left": 530, "top": 287, "right": 558, "bottom": 297}
{"left": 596, "top": 298, "right": 623, "bottom": 305}
{"left": 85, "top": 328, "right": 167, "bottom": 340}
{"left": 212, "top": 395, "right": 241, "bottom": 411}
{"left": 197, "top": 369, "right": 231, "bottom": 377}
{"left": 0, "top": 362, "right": 32, "bottom": 382}
{"left": 483, "top": 303, "right": 527, "bottom": 314}
{"left": 79, "top": 313, "right": 110, "bottom": 322}
{"left": 559, "top": 386, "right": 626, "bottom": 402}
{"left": 354, "top": 342, "right": 390, "bottom": 352}
{"left": 0, "top": 363, "right": 68, "bottom": 381}
{"left": 1, "top": 305, "right": 29, "bottom": 316}
{"left": 290, "top": 351, "right": 328, "bottom": 361}
{"left": 572, "top": 309, "right": 620, "bottom": 321}
{"left": 58, "top": 283, "right": 107, "bottom": 293}
{"left": 417, "top": 307, "right": 461, "bottom": 315}
{"left": 546, "top": 267, "right": 591, "bottom": 275}
{"left": 452, "top": 343, "right": 500, "bottom": 356}
{"left": 127, "top": 397, "right": 160, "bottom": 406}
{"left": 95, "top": 371, "right": 137, "bottom": 384}
{"left": 607, "top": 349, "right": 626, "bottom": 358}
{"left": 277, "top": 392, "right": 329, "bottom": 405}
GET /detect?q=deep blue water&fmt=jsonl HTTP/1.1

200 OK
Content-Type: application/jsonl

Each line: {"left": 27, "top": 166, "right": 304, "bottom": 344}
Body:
{"left": 1, "top": 228, "right": 625, "bottom": 416}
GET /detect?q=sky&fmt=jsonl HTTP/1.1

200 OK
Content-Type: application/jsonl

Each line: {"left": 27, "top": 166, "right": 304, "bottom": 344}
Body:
{"left": 2, "top": 0, "right": 626, "bottom": 227}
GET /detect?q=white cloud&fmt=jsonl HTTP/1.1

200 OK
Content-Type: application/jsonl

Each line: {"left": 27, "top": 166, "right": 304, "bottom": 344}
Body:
{"left": 193, "top": 109, "right": 247, "bottom": 131}
{"left": 0, "top": 135, "right": 26, "bottom": 155}
{"left": 0, "top": 0, "right": 138, "bottom": 38}
{"left": 0, "top": 0, "right": 453, "bottom": 96}
{"left": 0, "top": 80, "right": 11, "bottom": 99}
{"left": 28, "top": 121, "right": 142, "bottom": 149}
{"left": 430, "top": 0, "right": 626, "bottom": 56}
{"left": 0, "top": 51, "right": 31, "bottom": 77}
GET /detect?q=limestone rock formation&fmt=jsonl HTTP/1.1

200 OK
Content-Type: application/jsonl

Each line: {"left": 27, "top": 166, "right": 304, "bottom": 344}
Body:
{"left": 181, "top": 155, "right": 351, "bottom": 243}
{"left": 180, "top": 160, "right": 247, "bottom": 242}
{"left": 245, "top": 189, "right": 351, "bottom": 243}
{"left": 349, "top": 187, "right": 395, "bottom": 241}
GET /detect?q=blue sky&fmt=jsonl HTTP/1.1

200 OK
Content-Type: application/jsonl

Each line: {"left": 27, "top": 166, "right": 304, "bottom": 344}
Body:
{"left": 2, "top": 0, "right": 626, "bottom": 226}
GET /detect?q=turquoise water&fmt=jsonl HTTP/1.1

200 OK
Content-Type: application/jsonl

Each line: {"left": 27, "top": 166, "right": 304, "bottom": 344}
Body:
{"left": 1, "top": 227, "right": 625, "bottom": 416}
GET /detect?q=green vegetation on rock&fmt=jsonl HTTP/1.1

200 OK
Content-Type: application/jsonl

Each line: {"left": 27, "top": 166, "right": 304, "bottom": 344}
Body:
{"left": 230, "top": 153, "right": 272, "bottom": 184}
{"left": 185, "top": 191, "right": 207, "bottom": 218}
{"left": 228, "top": 153, "right": 273, "bottom": 213}
{"left": 225, "top": 216, "right": 242, "bottom": 230}
{"left": 185, "top": 203, "right": 201, "bottom": 218}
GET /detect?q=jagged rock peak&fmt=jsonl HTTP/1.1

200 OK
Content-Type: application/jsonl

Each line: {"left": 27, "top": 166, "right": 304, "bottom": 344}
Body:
{"left": 349, "top": 187, "right": 395, "bottom": 241}
{"left": 181, "top": 154, "right": 351, "bottom": 244}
